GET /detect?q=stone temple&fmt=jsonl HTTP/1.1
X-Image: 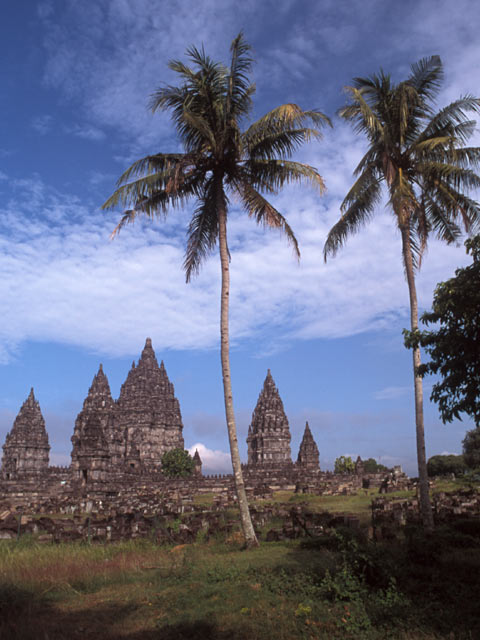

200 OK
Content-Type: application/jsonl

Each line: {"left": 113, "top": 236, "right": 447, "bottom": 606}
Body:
{"left": 0, "top": 337, "right": 341, "bottom": 505}
{"left": 1, "top": 389, "right": 50, "bottom": 480}
{"left": 69, "top": 338, "right": 185, "bottom": 483}
{"left": 0, "top": 339, "right": 409, "bottom": 521}
{"left": 247, "top": 370, "right": 292, "bottom": 465}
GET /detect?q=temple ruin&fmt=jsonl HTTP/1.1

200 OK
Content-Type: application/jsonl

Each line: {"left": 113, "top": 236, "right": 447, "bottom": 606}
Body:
{"left": 1, "top": 389, "right": 50, "bottom": 480}
{"left": 0, "top": 338, "right": 411, "bottom": 518}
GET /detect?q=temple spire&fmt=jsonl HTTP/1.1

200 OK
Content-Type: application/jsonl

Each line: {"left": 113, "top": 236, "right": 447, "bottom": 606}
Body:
{"left": 1, "top": 389, "right": 50, "bottom": 478}
{"left": 116, "top": 339, "right": 184, "bottom": 470}
{"left": 297, "top": 421, "right": 320, "bottom": 470}
{"left": 247, "top": 370, "right": 292, "bottom": 465}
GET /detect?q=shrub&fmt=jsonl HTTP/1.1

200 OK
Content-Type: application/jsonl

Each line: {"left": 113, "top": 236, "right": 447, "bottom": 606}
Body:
{"left": 161, "top": 449, "right": 195, "bottom": 478}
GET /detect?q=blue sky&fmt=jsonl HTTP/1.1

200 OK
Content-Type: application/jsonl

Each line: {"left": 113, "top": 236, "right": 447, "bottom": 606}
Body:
{"left": 0, "top": 0, "right": 478, "bottom": 475}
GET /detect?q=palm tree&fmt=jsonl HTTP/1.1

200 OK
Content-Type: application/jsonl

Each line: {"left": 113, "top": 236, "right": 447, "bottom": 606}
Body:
{"left": 324, "top": 56, "right": 480, "bottom": 531}
{"left": 102, "top": 34, "right": 330, "bottom": 547}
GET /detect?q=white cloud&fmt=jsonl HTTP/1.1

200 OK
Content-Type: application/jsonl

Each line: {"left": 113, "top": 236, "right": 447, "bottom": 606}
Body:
{"left": 1, "top": 2, "right": 478, "bottom": 364}
{"left": 0, "top": 157, "right": 472, "bottom": 364}
{"left": 188, "top": 443, "right": 232, "bottom": 475}
{"left": 373, "top": 386, "right": 410, "bottom": 401}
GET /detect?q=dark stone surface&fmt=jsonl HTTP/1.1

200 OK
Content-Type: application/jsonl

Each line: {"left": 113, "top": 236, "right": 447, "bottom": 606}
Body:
{"left": 247, "top": 370, "right": 292, "bottom": 465}
{"left": 297, "top": 422, "right": 320, "bottom": 470}
{"left": 1, "top": 389, "right": 50, "bottom": 479}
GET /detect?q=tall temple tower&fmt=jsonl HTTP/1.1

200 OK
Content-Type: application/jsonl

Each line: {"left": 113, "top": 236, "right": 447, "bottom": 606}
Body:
{"left": 247, "top": 370, "right": 292, "bottom": 465}
{"left": 70, "top": 364, "right": 115, "bottom": 483}
{"left": 116, "top": 338, "right": 184, "bottom": 471}
{"left": 1, "top": 389, "right": 50, "bottom": 479}
{"left": 296, "top": 422, "right": 320, "bottom": 470}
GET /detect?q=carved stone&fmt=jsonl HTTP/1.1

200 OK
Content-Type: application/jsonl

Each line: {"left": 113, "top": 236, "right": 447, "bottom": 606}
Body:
{"left": 116, "top": 338, "right": 184, "bottom": 471}
{"left": 297, "top": 422, "right": 320, "bottom": 470}
{"left": 71, "top": 364, "right": 114, "bottom": 483}
{"left": 247, "top": 370, "right": 292, "bottom": 465}
{"left": 1, "top": 389, "right": 50, "bottom": 479}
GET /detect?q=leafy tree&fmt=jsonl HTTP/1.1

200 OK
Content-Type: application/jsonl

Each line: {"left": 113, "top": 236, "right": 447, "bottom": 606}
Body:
{"left": 161, "top": 448, "right": 195, "bottom": 478}
{"left": 463, "top": 427, "right": 480, "bottom": 470}
{"left": 427, "top": 454, "right": 467, "bottom": 477}
{"left": 102, "top": 34, "right": 329, "bottom": 547}
{"left": 363, "top": 457, "right": 389, "bottom": 473}
{"left": 324, "top": 56, "right": 480, "bottom": 530}
{"left": 412, "top": 236, "right": 480, "bottom": 427}
{"left": 334, "top": 455, "right": 355, "bottom": 474}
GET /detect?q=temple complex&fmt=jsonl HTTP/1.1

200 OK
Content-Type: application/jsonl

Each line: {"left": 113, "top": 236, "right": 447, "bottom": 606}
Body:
{"left": 0, "top": 341, "right": 416, "bottom": 542}
{"left": 0, "top": 337, "right": 395, "bottom": 513}
{"left": 2, "top": 342, "right": 319, "bottom": 486}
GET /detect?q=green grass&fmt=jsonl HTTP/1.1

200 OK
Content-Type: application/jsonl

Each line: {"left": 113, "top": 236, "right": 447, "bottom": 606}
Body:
{"left": 192, "top": 492, "right": 215, "bottom": 507}
{"left": 259, "top": 488, "right": 416, "bottom": 526}
{"left": 1, "top": 518, "right": 480, "bottom": 639}
{"left": 2, "top": 485, "right": 479, "bottom": 639}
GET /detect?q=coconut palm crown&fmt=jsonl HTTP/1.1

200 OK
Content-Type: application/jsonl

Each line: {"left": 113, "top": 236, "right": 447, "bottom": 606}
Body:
{"left": 103, "top": 33, "right": 330, "bottom": 547}
{"left": 324, "top": 55, "right": 480, "bottom": 530}
{"left": 103, "top": 34, "right": 329, "bottom": 279}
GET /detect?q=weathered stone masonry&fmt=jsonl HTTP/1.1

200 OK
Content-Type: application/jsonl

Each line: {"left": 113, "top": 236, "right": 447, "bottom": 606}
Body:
{"left": 0, "top": 338, "right": 397, "bottom": 514}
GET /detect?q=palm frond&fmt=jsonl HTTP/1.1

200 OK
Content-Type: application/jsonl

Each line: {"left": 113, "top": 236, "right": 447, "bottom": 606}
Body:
{"left": 102, "top": 155, "right": 206, "bottom": 211}
{"left": 422, "top": 192, "right": 463, "bottom": 244}
{"left": 425, "top": 180, "right": 480, "bottom": 234}
{"left": 408, "top": 55, "right": 443, "bottom": 106}
{"left": 243, "top": 159, "right": 325, "bottom": 194}
{"left": 106, "top": 34, "right": 327, "bottom": 281}
{"left": 244, "top": 104, "right": 330, "bottom": 153}
{"left": 418, "top": 96, "right": 480, "bottom": 143}
{"left": 324, "top": 170, "right": 382, "bottom": 260}
{"left": 418, "top": 162, "right": 480, "bottom": 191}
{"left": 225, "top": 32, "right": 254, "bottom": 122}
{"left": 111, "top": 153, "right": 190, "bottom": 188}
{"left": 338, "top": 86, "right": 384, "bottom": 139}
{"left": 236, "top": 181, "right": 299, "bottom": 257}
{"left": 184, "top": 178, "right": 220, "bottom": 281}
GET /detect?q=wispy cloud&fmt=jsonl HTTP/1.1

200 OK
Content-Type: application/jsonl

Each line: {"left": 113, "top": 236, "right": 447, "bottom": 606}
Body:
{"left": 373, "top": 386, "right": 410, "bottom": 401}
{"left": 66, "top": 124, "right": 106, "bottom": 141}
{"left": 31, "top": 115, "right": 53, "bottom": 135}
{"left": 0, "top": 148, "right": 471, "bottom": 365}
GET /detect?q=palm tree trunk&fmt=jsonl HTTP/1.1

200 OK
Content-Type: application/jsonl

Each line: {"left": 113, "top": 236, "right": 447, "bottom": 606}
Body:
{"left": 217, "top": 192, "right": 259, "bottom": 548}
{"left": 400, "top": 223, "right": 434, "bottom": 532}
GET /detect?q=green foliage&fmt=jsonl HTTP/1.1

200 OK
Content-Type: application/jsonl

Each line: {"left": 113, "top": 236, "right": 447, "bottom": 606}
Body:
{"left": 3, "top": 508, "right": 480, "bottom": 638}
{"left": 412, "top": 235, "right": 480, "bottom": 427}
{"left": 102, "top": 33, "right": 330, "bottom": 281}
{"left": 463, "top": 426, "right": 480, "bottom": 470}
{"left": 427, "top": 454, "right": 467, "bottom": 476}
{"left": 334, "top": 455, "right": 355, "bottom": 474}
{"left": 324, "top": 60, "right": 480, "bottom": 268}
{"left": 363, "top": 458, "right": 389, "bottom": 473}
{"left": 324, "top": 55, "right": 480, "bottom": 530}
{"left": 318, "top": 532, "right": 410, "bottom": 637}
{"left": 161, "top": 448, "right": 195, "bottom": 478}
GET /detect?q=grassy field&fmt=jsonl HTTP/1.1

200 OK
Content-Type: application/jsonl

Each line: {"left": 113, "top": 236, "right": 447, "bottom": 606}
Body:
{"left": 1, "top": 482, "right": 479, "bottom": 639}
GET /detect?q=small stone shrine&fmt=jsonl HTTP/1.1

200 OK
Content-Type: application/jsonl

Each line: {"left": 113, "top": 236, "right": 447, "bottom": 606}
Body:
{"left": 297, "top": 422, "right": 320, "bottom": 469}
